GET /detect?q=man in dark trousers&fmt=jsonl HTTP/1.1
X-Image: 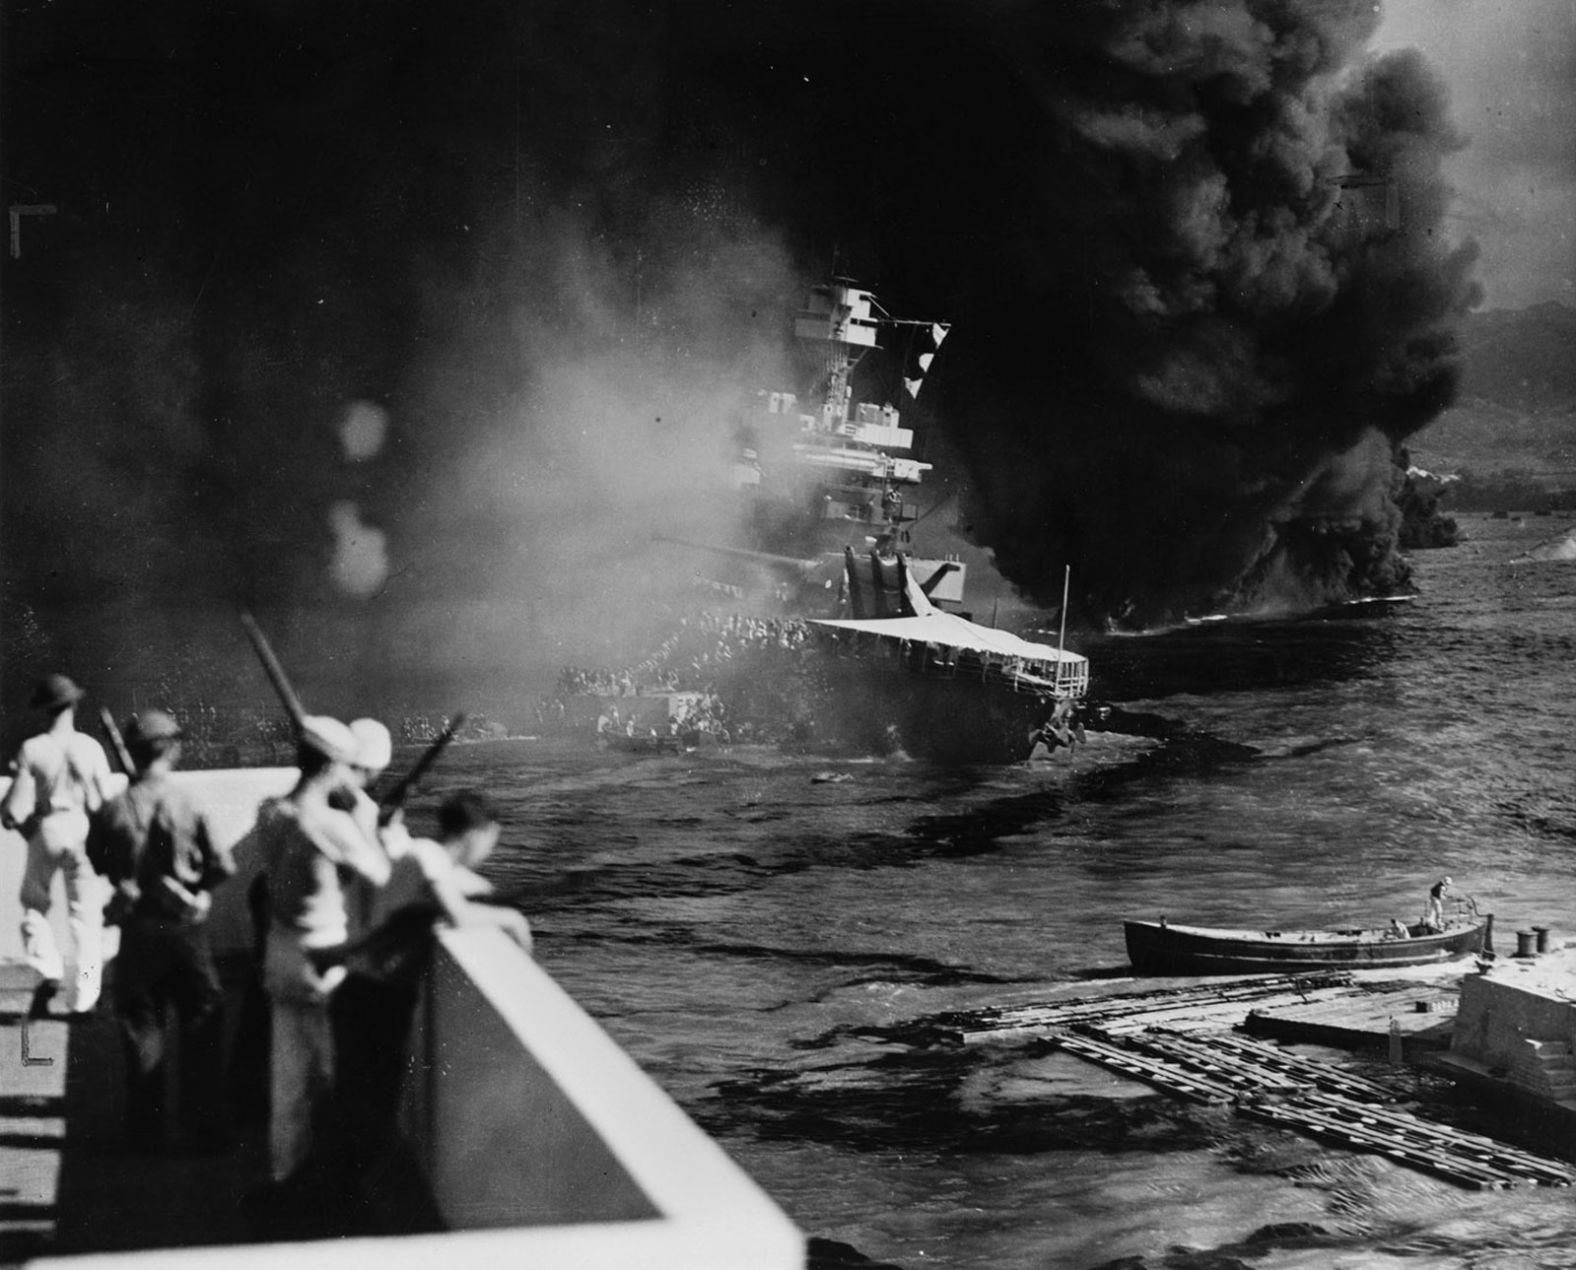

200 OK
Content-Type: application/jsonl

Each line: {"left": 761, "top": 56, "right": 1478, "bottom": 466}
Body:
{"left": 327, "top": 790, "right": 530, "bottom": 1229}
{"left": 87, "top": 709, "right": 236, "bottom": 1152}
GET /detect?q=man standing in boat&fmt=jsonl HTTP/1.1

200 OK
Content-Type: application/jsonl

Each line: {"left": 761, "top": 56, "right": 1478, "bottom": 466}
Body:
{"left": 1423, "top": 876, "right": 1453, "bottom": 932}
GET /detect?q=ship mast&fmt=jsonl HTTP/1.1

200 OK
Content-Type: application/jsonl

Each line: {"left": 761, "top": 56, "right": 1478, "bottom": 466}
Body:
{"left": 794, "top": 278, "right": 881, "bottom": 432}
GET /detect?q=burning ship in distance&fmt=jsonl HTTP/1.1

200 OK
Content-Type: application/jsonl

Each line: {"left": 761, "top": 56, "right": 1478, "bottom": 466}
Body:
{"left": 612, "top": 278, "right": 1092, "bottom": 764}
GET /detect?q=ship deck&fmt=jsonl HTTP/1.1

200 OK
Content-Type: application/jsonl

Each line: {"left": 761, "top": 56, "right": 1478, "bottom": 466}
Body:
{"left": 1, "top": 960, "right": 408, "bottom": 1261}
{"left": 2, "top": 765, "right": 803, "bottom": 1270}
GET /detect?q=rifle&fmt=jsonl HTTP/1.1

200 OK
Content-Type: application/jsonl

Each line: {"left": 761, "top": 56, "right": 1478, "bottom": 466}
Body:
{"left": 96, "top": 709, "right": 205, "bottom": 919}
{"left": 380, "top": 712, "right": 467, "bottom": 813}
{"left": 99, "top": 707, "right": 137, "bottom": 775}
{"left": 239, "top": 610, "right": 307, "bottom": 732}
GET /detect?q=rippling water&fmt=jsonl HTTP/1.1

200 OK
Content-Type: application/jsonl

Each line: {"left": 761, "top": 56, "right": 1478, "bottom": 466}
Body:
{"left": 413, "top": 514, "right": 1576, "bottom": 1270}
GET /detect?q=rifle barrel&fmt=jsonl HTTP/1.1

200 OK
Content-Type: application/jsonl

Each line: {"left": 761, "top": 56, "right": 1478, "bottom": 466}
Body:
{"left": 99, "top": 707, "right": 136, "bottom": 775}
{"left": 382, "top": 712, "right": 467, "bottom": 808}
{"left": 239, "top": 611, "right": 307, "bottom": 729}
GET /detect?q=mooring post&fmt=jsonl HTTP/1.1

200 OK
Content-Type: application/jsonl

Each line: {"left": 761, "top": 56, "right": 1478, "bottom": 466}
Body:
{"left": 1387, "top": 1017, "right": 1403, "bottom": 1065}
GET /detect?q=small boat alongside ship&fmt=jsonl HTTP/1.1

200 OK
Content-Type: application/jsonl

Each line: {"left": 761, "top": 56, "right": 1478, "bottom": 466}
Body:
{"left": 1125, "top": 916, "right": 1491, "bottom": 976}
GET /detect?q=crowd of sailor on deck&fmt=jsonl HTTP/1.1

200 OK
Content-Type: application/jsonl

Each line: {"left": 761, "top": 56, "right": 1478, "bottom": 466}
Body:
{"left": 542, "top": 613, "right": 813, "bottom": 736}
{"left": 2, "top": 671, "right": 533, "bottom": 1239}
{"left": 554, "top": 614, "right": 810, "bottom": 696}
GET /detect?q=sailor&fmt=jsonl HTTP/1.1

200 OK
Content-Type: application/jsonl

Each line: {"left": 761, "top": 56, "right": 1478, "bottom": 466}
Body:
{"left": 1028, "top": 697, "right": 1079, "bottom": 762}
{"left": 86, "top": 710, "right": 236, "bottom": 1151}
{"left": 326, "top": 790, "right": 530, "bottom": 1226}
{"left": 347, "top": 717, "right": 392, "bottom": 790}
{"left": 1050, "top": 694, "right": 1078, "bottom": 732}
{"left": 341, "top": 717, "right": 395, "bottom": 839}
{"left": 1423, "top": 876, "right": 1453, "bottom": 932}
{"left": 1, "top": 673, "right": 115, "bottom": 1016}
{"left": 253, "top": 715, "right": 391, "bottom": 1188}
{"left": 341, "top": 716, "right": 407, "bottom": 931}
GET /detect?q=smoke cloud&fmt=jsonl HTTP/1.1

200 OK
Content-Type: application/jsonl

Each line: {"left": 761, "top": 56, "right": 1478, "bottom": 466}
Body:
{"left": 911, "top": 6, "right": 1482, "bottom": 625}
{"left": 0, "top": 0, "right": 1481, "bottom": 723}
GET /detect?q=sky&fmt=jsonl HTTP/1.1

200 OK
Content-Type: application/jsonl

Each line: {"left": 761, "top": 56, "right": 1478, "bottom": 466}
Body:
{"left": 1373, "top": 0, "right": 1576, "bottom": 308}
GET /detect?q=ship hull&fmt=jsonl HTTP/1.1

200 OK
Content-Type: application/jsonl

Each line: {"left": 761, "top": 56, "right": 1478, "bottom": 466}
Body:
{"left": 808, "top": 656, "right": 1050, "bottom": 764}
{"left": 1124, "top": 919, "right": 1489, "bottom": 976}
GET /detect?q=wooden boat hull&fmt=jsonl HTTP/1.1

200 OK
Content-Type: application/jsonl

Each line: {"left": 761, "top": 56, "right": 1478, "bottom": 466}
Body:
{"left": 1124, "top": 918, "right": 1489, "bottom": 976}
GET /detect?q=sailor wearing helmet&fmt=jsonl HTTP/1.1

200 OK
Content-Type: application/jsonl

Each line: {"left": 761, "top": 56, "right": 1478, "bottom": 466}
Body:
{"left": 86, "top": 709, "right": 235, "bottom": 1151}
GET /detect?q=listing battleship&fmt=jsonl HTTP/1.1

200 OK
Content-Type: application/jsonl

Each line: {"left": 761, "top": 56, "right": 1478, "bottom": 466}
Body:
{"left": 609, "top": 278, "right": 1090, "bottom": 764}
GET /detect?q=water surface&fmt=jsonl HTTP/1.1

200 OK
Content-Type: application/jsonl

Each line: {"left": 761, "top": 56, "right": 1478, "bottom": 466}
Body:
{"left": 419, "top": 514, "right": 1576, "bottom": 1269}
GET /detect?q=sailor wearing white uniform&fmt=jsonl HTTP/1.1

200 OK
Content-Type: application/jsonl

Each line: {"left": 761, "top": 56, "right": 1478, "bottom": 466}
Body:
{"left": 1, "top": 674, "right": 114, "bottom": 1015}
{"left": 254, "top": 715, "right": 390, "bottom": 1183}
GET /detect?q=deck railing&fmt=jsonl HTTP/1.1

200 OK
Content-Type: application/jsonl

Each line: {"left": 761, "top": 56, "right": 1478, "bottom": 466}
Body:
{"left": 4, "top": 770, "right": 804, "bottom": 1270}
{"left": 818, "top": 628, "right": 1091, "bottom": 699}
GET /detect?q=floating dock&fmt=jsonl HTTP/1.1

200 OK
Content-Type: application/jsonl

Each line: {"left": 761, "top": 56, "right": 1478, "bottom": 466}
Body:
{"left": 940, "top": 971, "right": 1359, "bottom": 1043}
{"left": 1244, "top": 983, "right": 1459, "bottom": 1051}
{"left": 1039, "top": 1025, "right": 1574, "bottom": 1190}
{"left": 931, "top": 969, "right": 1576, "bottom": 1191}
{"left": 944, "top": 970, "right": 1460, "bottom": 1048}
{"left": 1242, "top": 1091, "right": 1576, "bottom": 1191}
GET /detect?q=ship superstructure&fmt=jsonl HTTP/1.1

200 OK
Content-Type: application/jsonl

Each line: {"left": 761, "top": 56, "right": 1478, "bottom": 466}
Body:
{"left": 728, "top": 278, "right": 966, "bottom": 612}
{"left": 625, "top": 277, "right": 1093, "bottom": 762}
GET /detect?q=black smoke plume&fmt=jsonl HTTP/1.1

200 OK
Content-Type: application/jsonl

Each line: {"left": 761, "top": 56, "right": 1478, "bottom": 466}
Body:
{"left": 906, "top": 5, "right": 1483, "bottom": 625}
{"left": 1, "top": 0, "right": 1479, "bottom": 725}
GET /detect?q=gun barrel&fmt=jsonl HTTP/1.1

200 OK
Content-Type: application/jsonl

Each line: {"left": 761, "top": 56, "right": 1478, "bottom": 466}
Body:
{"left": 653, "top": 534, "right": 822, "bottom": 576}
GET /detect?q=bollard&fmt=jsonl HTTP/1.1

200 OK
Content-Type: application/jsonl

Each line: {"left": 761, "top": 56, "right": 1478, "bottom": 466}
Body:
{"left": 1515, "top": 930, "right": 1537, "bottom": 959}
{"left": 1533, "top": 925, "right": 1551, "bottom": 954}
{"left": 1388, "top": 1017, "right": 1403, "bottom": 1065}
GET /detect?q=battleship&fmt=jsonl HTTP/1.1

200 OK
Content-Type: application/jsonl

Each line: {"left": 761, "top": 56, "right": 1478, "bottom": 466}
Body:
{"left": 567, "top": 278, "right": 1090, "bottom": 764}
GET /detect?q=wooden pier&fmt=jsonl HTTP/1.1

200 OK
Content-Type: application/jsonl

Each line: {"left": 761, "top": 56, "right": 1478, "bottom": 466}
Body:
{"left": 942, "top": 972, "right": 1357, "bottom": 1043}
{"left": 1042, "top": 1025, "right": 1576, "bottom": 1190}
{"left": 931, "top": 971, "right": 1576, "bottom": 1191}
{"left": 946, "top": 971, "right": 1465, "bottom": 1050}
{"left": 1244, "top": 983, "right": 1459, "bottom": 1051}
{"left": 1242, "top": 1091, "right": 1576, "bottom": 1190}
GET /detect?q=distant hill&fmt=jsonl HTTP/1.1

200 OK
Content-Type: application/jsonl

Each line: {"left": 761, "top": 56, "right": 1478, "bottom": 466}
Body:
{"left": 1409, "top": 302, "right": 1576, "bottom": 478}
{"left": 1458, "top": 302, "right": 1576, "bottom": 410}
